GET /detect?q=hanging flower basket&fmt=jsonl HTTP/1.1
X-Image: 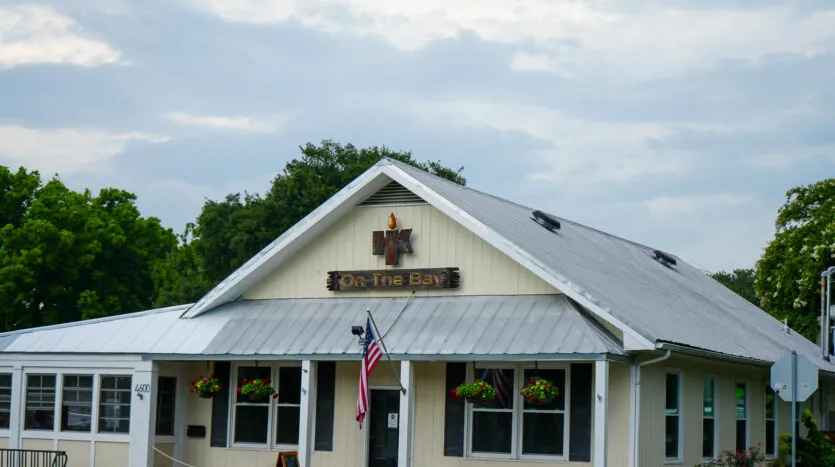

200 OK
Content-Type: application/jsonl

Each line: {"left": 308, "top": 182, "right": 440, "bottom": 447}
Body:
{"left": 450, "top": 380, "right": 497, "bottom": 404}
{"left": 191, "top": 375, "right": 222, "bottom": 399}
{"left": 520, "top": 378, "right": 560, "bottom": 405}
{"left": 238, "top": 377, "right": 277, "bottom": 402}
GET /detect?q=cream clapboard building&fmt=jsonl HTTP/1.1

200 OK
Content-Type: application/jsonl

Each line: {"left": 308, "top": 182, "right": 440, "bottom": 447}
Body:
{"left": 0, "top": 158, "right": 833, "bottom": 467}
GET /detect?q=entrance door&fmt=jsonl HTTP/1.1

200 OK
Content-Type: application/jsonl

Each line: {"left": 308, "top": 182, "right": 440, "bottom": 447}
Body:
{"left": 368, "top": 390, "right": 400, "bottom": 467}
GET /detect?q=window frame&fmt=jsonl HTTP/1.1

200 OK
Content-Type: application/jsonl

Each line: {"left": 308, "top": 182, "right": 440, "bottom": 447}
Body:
{"left": 735, "top": 380, "right": 749, "bottom": 453}
{"left": 701, "top": 375, "right": 718, "bottom": 461}
{"left": 20, "top": 368, "right": 133, "bottom": 443}
{"left": 765, "top": 384, "right": 778, "bottom": 458}
{"left": 664, "top": 370, "right": 683, "bottom": 464}
{"left": 228, "top": 362, "right": 303, "bottom": 450}
{"left": 60, "top": 374, "right": 94, "bottom": 433}
{"left": 155, "top": 376, "right": 177, "bottom": 437}
{"left": 24, "top": 373, "right": 58, "bottom": 432}
{"left": 464, "top": 362, "right": 570, "bottom": 462}
{"left": 0, "top": 371, "right": 13, "bottom": 432}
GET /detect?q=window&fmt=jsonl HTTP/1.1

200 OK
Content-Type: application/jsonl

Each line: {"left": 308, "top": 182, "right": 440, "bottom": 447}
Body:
{"left": 25, "top": 374, "right": 56, "bottom": 431}
{"left": 736, "top": 382, "right": 748, "bottom": 453}
{"left": 231, "top": 364, "right": 303, "bottom": 447}
{"left": 521, "top": 369, "right": 566, "bottom": 456}
{"left": 61, "top": 375, "right": 93, "bottom": 432}
{"left": 702, "top": 377, "right": 717, "bottom": 459}
{"left": 156, "top": 377, "right": 177, "bottom": 436}
{"left": 0, "top": 374, "right": 11, "bottom": 429}
{"left": 465, "top": 365, "right": 569, "bottom": 460}
{"left": 471, "top": 368, "right": 515, "bottom": 455}
{"left": 665, "top": 373, "right": 681, "bottom": 460}
{"left": 765, "top": 386, "right": 777, "bottom": 457}
{"left": 99, "top": 375, "right": 131, "bottom": 433}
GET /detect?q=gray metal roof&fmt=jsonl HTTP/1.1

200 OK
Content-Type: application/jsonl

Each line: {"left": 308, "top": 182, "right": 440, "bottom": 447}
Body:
{"left": 388, "top": 159, "right": 835, "bottom": 371}
{"left": 0, "top": 295, "right": 622, "bottom": 358}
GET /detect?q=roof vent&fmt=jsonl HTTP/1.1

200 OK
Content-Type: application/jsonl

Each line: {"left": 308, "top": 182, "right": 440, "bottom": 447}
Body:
{"left": 532, "top": 210, "right": 561, "bottom": 232}
{"left": 360, "top": 181, "right": 426, "bottom": 206}
{"left": 653, "top": 250, "right": 677, "bottom": 267}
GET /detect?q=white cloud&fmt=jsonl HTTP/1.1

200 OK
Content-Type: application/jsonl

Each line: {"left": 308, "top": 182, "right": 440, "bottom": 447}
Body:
{"left": 645, "top": 193, "right": 756, "bottom": 220}
{"left": 164, "top": 112, "right": 288, "bottom": 133}
{"left": 414, "top": 100, "right": 695, "bottom": 183}
{"left": 0, "top": 5, "right": 123, "bottom": 68}
{"left": 0, "top": 125, "right": 169, "bottom": 174}
{"left": 189, "top": 1, "right": 835, "bottom": 80}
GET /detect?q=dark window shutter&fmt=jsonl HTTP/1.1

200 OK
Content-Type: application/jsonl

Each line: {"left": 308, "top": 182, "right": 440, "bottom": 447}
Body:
{"left": 569, "top": 363, "right": 593, "bottom": 461}
{"left": 314, "top": 362, "right": 336, "bottom": 451}
{"left": 210, "top": 361, "right": 230, "bottom": 447}
{"left": 444, "top": 362, "right": 467, "bottom": 456}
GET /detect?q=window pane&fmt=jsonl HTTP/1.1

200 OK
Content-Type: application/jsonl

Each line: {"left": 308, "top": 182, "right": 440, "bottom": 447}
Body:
{"left": 234, "top": 405, "right": 268, "bottom": 444}
{"left": 522, "top": 412, "right": 564, "bottom": 456}
{"left": 62, "top": 374, "right": 93, "bottom": 432}
{"left": 471, "top": 411, "right": 512, "bottom": 454}
{"left": 237, "top": 367, "right": 271, "bottom": 402}
{"left": 703, "top": 378, "right": 715, "bottom": 417}
{"left": 736, "top": 383, "right": 746, "bottom": 419}
{"left": 473, "top": 368, "right": 514, "bottom": 410}
{"left": 99, "top": 376, "right": 131, "bottom": 433}
{"left": 523, "top": 369, "right": 565, "bottom": 411}
{"left": 25, "top": 374, "right": 56, "bottom": 431}
{"left": 736, "top": 420, "right": 747, "bottom": 452}
{"left": 665, "top": 415, "right": 679, "bottom": 458}
{"left": 765, "top": 386, "right": 775, "bottom": 419}
{"left": 665, "top": 374, "right": 679, "bottom": 415}
{"left": 702, "top": 418, "right": 715, "bottom": 458}
{"left": 276, "top": 406, "right": 301, "bottom": 445}
{"left": 278, "top": 367, "right": 301, "bottom": 404}
{"left": 766, "top": 420, "right": 776, "bottom": 456}
{"left": 0, "top": 373, "right": 11, "bottom": 429}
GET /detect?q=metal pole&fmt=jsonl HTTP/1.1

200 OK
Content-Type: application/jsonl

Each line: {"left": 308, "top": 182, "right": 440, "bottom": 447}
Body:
{"left": 822, "top": 277, "right": 827, "bottom": 359}
{"left": 827, "top": 274, "right": 832, "bottom": 358}
{"left": 792, "top": 350, "right": 797, "bottom": 467}
{"left": 366, "top": 308, "right": 406, "bottom": 394}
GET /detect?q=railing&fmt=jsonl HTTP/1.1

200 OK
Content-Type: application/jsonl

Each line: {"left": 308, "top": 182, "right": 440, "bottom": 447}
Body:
{"left": 0, "top": 449, "right": 68, "bottom": 467}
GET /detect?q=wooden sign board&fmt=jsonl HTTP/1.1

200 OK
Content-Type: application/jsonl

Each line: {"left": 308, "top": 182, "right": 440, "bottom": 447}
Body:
{"left": 276, "top": 451, "right": 298, "bottom": 467}
{"left": 327, "top": 267, "right": 460, "bottom": 292}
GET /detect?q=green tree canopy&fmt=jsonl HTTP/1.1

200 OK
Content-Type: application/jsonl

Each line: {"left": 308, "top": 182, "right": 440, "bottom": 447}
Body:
{"left": 0, "top": 166, "right": 176, "bottom": 331}
{"left": 755, "top": 178, "right": 835, "bottom": 340}
{"left": 711, "top": 268, "right": 758, "bottom": 306}
{"left": 152, "top": 140, "right": 465, "bottom": 306}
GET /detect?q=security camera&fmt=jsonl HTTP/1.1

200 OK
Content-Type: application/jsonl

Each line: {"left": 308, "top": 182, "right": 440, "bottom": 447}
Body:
{"left": 351, "top": 325, "right": 364, "bottom": 336}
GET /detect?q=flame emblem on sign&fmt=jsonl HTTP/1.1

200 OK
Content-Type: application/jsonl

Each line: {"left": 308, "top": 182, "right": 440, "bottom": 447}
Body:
{"left": 373, "top": 213, "right": 413, "bottom": 265}
{"left": 388, "top": 212, "right": 397, "bottom": 230}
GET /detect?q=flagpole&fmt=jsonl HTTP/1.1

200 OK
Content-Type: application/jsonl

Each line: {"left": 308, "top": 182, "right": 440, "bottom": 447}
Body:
{"left": 366, "top": 308, "right": 406, "bottom": 394}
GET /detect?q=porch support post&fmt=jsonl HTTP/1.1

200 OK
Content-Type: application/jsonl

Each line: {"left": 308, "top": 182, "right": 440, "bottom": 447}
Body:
{"left": 129, "top": 360, "right": 159, "bottom": 467}
{"left": 298, "top": 360, "right": 316, "bottom": 467}
{"left": 9, "top": 364, "right": 23, "bottom": 449}
{"left": 594, "top": 360, "right": 609, "bottom": 467}
{"left": 398, "top": 361, "right": 415, "bottom": 467}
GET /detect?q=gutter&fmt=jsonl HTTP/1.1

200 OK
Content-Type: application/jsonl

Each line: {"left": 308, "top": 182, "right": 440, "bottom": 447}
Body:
{"left": 629, "top": 350, "right": 671, "bottom": 467}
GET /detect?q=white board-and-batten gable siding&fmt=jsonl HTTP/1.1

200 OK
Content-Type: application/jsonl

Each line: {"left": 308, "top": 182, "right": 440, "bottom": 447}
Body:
{"left": 244, "top": 203, "right": 558, "bottom": 299}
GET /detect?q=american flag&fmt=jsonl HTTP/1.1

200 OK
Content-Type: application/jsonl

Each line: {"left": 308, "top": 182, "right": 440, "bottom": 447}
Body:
{"left": 356, "top": 318, "right": 383, "bottom": 427}
{"left": 481, "top": 368, "right": 512, "bottom": 408}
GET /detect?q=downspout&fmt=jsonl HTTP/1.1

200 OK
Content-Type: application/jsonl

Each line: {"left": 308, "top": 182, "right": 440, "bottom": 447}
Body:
{"left": 630, "top": 350, "right": 672, "bottom": 467}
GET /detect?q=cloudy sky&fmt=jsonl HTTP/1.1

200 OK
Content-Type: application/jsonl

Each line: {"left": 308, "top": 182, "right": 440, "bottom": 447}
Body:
{"left": 1, "top": 0, "right": 834, "bottom": 273}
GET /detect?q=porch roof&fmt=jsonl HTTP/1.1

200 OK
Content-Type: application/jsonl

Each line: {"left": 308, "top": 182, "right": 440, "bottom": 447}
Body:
{"left": 0, "top": 295, "right": 623, "bottom": 359}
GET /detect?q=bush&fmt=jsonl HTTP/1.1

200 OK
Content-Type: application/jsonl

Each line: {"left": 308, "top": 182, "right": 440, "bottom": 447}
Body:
{"left": 779, "top": 409, "right": 835, "bottom": 466}
{"left": 702, "top": 446, "right": 765, "bottom": 466}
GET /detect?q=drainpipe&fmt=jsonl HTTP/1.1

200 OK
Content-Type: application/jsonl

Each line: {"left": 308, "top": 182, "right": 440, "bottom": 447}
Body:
{"left": 630, "top": 350, "right": 672, "bottom": 467}
{"left": 824, "top": 267, "right": 835, "bottom": 359}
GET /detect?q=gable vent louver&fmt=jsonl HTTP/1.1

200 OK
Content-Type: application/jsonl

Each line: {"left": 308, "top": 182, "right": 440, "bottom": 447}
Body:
{"left": 360, "top": 181, "right": 426, "bottom": 206}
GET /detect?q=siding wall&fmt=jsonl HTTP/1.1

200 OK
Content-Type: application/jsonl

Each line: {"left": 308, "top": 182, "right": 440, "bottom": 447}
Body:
{"left": 638, "top": 354, "right": 800, "bottom": 467}
{"left": 244, "top": 204, "right": 557, "bottom": 300}
{"left": 59, "top": 440, "right": 91, "bottom": 467}
{"left": 93, "top": 441, "right": 128, "bottom": 466}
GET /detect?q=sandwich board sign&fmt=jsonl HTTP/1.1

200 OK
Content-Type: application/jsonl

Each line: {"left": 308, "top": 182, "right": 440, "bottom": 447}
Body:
{"left": 770, "top": 352, "right": 818, "bottom": 402}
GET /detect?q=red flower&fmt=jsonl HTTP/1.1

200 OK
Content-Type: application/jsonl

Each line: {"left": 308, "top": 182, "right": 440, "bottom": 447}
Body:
{"left": 242, "top": 378, "right": 248, "bottom": 384}
{"left": 530, "top": 378, "right": 535, "bottom": 383}
{"left": 202, "top": 379, "right": 208, "bottom": 384}
{"left": 273, "top": 393, "right": 279, "bottom": 399}
{"left": 237, "top": 388, "right": 242, "bottom": 393}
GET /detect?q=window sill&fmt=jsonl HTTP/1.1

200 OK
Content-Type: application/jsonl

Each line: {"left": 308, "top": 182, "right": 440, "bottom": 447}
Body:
{"left": 229, "top": 443, "right": 299, "bottom": 451}
{"left": 21, "top": 430, "right": 130, "bottom": 443}
{"left": 664, "top": 459, "right": 683, "bottom": 466}
{"left": 467, "top": 454, "right": 569, "bottom": 463}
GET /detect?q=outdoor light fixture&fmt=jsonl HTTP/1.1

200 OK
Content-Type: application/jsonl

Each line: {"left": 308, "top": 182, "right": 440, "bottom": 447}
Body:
{"left": 654, "top": 250, "right": 677, "bottom": 267}
{"left": 351, "top": 325, "right": 365, "bottom": 337}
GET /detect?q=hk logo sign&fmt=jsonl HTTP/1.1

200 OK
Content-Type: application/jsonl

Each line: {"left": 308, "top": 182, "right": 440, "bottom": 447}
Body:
{"left": 373, "top": 213, "right": 413, "bottom": 265}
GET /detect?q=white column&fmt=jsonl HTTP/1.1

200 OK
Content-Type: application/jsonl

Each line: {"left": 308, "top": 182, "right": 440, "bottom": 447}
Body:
{"left": 298, "top": 360, "right": 316, "bottom": 467}
{"left": 594, "top": 360, "right": 609, "bottom": 467}
{"left": 172, "top": 364, "right": 189, "bottom": 464}
{"left": 9, "top": 365, "right": 23, "bottom": 449}
{"left": 398, "top": 361, "right": 415, "bottom": 467}
{"left": 129, "top": 361, "right": 159, "bottom": 467}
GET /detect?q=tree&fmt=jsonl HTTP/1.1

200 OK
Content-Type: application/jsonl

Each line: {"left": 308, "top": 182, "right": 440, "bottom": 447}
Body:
{"left": 711, "top": 268, "right": 758, "bottom": 306}
{"left": 755, "top": 178, "right": 835, "bottom": 340}
{"left": 0, "top": 166, "right": 176, "bottom": 331}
